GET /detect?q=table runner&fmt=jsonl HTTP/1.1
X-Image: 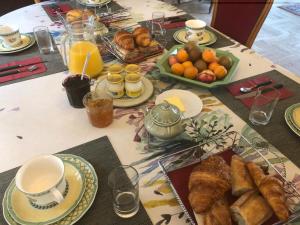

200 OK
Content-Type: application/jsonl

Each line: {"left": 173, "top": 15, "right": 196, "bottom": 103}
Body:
{"left": 0, "top": 40, "right": 67, "bottom": 87}
{"left": 0, "top": 136, "right": 153, "bottom": 225}
{"left": 211, "top": 70, "right": 300, "bottom": 166}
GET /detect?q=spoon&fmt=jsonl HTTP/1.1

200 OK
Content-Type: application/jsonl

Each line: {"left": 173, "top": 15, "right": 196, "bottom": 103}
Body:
{"left": 240, "top": 80, "right": 272, "bottom": 93}
{"left": 0, "top": 65, "right": 38, "bottom": 78}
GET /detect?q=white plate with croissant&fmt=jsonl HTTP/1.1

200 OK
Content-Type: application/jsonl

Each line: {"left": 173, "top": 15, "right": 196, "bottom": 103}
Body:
{"left": 158, "top": 136, "right": 300, "bottom": 225}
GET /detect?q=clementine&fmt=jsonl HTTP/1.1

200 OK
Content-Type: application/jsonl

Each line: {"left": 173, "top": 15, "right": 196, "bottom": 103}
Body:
{"left": 176, "top": 49, "right": 189, "bottom": 63}
{"left": 171, "top": 63, "right": 185, "bottom": 76}
{"left": 184, "top": 66, "right": 198, "bottom": 79}
{"left": 182, "top": 61, "right": 193, "bottom": 69}
{"left": 202, "top": 48, "right": 217, "bottom": 63}
{"left": 213, "top": 65, "right": 227, "bottom": 80}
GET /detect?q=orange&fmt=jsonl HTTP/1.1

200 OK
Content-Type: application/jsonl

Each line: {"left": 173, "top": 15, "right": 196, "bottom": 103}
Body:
{"left": 171, "top": 63, "right": 185, "bottom": 76}
{"left": 182, "top": 61, "right": 193, "bottom": 69}
{"left": 202, "top": 48, "right": 217, "bottom": 63}
{"left": 213, "top": 65, "right": 227, "bottom": 79}
{"left": 184, "top": 66, "right": 198, "bottom": 79}
{"left": 176, "top": 49, "right": 189, "bottom": 63}
{"left": 208, "top": 62, "right": 220, "bottom": 71}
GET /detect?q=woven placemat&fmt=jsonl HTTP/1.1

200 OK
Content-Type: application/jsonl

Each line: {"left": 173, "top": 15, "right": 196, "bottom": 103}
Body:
{"left": 211, "top": 70, "right": 300, "bottom": 167}
{"left": 0, "top": 35, "right": 67, "bottom": 87}
{"left": 0, "top": 136, "right": 153, "bottom": 225}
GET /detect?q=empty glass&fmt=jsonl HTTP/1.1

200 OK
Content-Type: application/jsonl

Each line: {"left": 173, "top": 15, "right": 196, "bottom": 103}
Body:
{"left": 249, "top": 87, "right": 280, "bottom": 125}
{"left": 33, "top": 26, "right": 54, "bottom": 54}
{"left": 108, "top": 165, "right": 139, "bottom": 218}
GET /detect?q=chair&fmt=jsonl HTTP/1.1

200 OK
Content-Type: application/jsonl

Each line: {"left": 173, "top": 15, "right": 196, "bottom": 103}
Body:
{"left": 211, "top": 0, "right": 273, "bottom": 48}
{"left": 0, "top": 0, "right": 32, "bottom": 16}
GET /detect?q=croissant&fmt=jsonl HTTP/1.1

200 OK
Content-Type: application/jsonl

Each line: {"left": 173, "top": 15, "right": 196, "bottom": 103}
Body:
{"left": 188, "top": 156, "right": 231, "bottom": 213}
{"left": 133, "top": 27, "right": 151, "bottom": 47}
{"left": 114, "top": 31, "right": 135, "bottom": 50}
{"left": 66, "top": 9, "right": 95, "bottom": 23}
{"left": 231, "top": 155, "right": 255, "bottom": 196}
{"left": 247, "top": 162, "right": 289, "bottom": 221}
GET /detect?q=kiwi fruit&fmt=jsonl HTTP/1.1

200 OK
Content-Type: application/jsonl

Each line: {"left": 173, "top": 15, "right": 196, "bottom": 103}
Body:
{"left": 184, "top": 41, "right": 198, "bottom": 53}
{"left": 218, "top": 56, "right": 232, "bottom": 69}
{"left": 189, "top": 48, "right": 202, "bottom": 62}
{"left": 194, "top": 59, "right": 207, "bottom": 73}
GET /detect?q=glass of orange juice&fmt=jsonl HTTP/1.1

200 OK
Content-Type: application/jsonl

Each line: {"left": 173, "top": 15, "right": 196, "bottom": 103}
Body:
{"left": 61, "top": 20, "right": 104, "bottom": 78}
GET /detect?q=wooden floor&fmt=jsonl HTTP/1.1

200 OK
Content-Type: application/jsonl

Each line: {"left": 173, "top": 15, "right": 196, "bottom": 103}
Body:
{"left": 166, "top": 0, "right": 300, "bottom": 76}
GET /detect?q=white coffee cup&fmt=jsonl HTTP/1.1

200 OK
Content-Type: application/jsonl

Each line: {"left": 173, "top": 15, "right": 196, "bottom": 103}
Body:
{"left": 185, "top": 19, "right": 206, "bottom": 43}
{"left": 0, "top": 24, "right": 22, "bottom": 48}
{"left": 15, "top": 155, "right": 66, "bottom": 208}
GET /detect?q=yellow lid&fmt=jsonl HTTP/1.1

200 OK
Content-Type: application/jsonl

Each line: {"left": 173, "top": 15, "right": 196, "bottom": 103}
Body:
{"left": 125, "top": 64, "right": 140, "bottom": 73}
{"left": 107, "top": 73, "right": 123, "bottom": 83}
{"left": 125, "top": 73, "right": 141, "bottom": 83}
{"left": 108, "top": 64, "right": 123, "bottom": 74}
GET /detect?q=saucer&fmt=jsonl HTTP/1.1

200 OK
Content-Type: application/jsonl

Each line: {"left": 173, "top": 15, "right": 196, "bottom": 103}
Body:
{"left": 3, "top": 154, "right": 98, "bottom": 225}
{"left": 285, "top": 104, "right": 300, "bottom": 137}
{"left": 155, "top": 89, "right": 203, "bottom": 118}
{"left": 0, "top": 34, "right": 35, "bottom": 54}
{"left": 173, "top": 29, "right": 217, "bottom": 46}
{"left": 95, "top": 75, "right": 154, "bottom": 108}
{"left": 76, "top": 0, "right": 111, "bottom": 7}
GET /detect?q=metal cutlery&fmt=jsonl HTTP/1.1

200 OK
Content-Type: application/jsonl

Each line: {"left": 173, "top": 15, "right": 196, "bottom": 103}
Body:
{"left": 0, "top": 65, "right": 38, "bottom": 78}
{"left": 235, "top": 83, "right": 283, "bottom": 99}
{"left": 240, "top": 80, "right": 272, "bottom": 93}
{"left": 0, "top": 61, "right": 47, "bottom": 73}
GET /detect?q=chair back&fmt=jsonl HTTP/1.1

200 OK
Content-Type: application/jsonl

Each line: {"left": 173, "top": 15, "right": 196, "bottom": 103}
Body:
{"left": 211, "top": 0, "right": 273, "bottom": 48}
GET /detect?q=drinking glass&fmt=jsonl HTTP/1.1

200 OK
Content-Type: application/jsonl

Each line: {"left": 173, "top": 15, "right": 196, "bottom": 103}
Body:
{"left": 249, "top": 87, "right": 280, "bottom": 125}
{"left": 151, "top": 12, "right": 165, "bottom": 37}
{"left": 83, "top": 90, "right": 113, "bottom": 128}
{"left": 33, "top": 26, "right": 54, "bottom": 54}
{"left": 108, "top": 165, "right": 140, "bottom": 218}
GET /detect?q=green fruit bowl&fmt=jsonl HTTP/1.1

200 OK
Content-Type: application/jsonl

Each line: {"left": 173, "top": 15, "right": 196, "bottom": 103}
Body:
{"left": 156, "top": 45, "right": 240, "bottom": 88}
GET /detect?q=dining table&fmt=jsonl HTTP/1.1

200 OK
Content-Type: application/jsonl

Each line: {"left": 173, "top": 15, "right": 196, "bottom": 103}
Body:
{"left": 0, "top": 0, "right": 300, "bottom": 225}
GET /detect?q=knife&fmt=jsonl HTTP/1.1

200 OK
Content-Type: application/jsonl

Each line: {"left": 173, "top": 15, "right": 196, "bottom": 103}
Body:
{"left": 0, "top": 61, "right": 47, "bottom": 73}
{"left": 235, "top": 84, "right": 283, "bottom": 99}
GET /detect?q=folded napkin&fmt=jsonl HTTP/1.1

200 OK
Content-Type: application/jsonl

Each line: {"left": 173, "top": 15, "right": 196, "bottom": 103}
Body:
{"left": 0, "top": 57, "right": 47, "bottom": 84}
{"left": 226, "top": 75, "right": 294, "bottom": 108}
{"left": 163, "top": 21, "right": 186, "bottom": 30}
{"left": 43, "top": 4, "right": 72, "bottom": 17}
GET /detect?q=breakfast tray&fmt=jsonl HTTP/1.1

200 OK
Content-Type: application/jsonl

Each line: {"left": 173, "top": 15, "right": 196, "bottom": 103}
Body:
{"left": 101, "top": 36, "right": 164, "bottom": 63}
{"left": 158, "top": 132, "right": 300, "bottom": 225}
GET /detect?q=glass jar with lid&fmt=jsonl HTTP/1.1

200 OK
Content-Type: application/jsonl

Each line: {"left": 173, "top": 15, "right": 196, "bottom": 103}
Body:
{"left": 106, "top": 73, "right": 124, "bottom": 98}
{"left": 125, "top": 73, "right": 143, "bottom": 98}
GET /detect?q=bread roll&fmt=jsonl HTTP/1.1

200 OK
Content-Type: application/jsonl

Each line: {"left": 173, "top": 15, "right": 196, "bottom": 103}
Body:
{"left": 231, "top": 155, "right": 255, "bottom": 196}
{"left": 230, "top": 191, "right": 273, "bottom": 225}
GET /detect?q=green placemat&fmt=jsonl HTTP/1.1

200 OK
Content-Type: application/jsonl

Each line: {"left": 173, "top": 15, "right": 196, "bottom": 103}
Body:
{"left": 0, "top": 136, "right": 153, "bottom": 225}
{"left": 211, "top": 70, "right": 300, "bottom": 166}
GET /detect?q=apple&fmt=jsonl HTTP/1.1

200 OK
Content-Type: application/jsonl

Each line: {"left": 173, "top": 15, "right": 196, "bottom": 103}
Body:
{"left": 168, "top": 55, "right": 178, "bottom": 66}
{"left": 196, "top": 70, "right": 216, "bottom": 83}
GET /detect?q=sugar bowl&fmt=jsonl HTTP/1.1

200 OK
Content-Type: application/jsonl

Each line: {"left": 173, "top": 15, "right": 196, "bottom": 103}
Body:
{"left": 144, "top": 102, "right": 185, "bottom": 140}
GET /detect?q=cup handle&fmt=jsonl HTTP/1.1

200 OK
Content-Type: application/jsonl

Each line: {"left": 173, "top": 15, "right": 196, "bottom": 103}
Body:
{"left": 50, "top": 188, "right": 64, "bottom": 203}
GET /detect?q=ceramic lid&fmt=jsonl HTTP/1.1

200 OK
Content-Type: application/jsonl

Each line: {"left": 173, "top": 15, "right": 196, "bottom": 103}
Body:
{"left": 150, "top": 102, "right": 181, "bottom": 127}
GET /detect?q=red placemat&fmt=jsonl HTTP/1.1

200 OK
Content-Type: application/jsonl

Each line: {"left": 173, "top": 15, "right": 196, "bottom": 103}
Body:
{"left": 226, "top": 75, "right": 294, "bottom": 108}
{"left": 0, "top": 57, "right": 47, "bottom": 84}
{"left": 167, "top": 149, "right": 278, "bottom": 225}
{"left": 43, "top": 4, "right": 72, "bottom": 17}
{"left": 163, "top": 21, "right": 185, "bottom": 30}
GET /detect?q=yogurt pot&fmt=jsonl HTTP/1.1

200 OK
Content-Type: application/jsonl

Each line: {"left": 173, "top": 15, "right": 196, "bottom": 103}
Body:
{"left": 0, "top": 24, "right": 22, "bottom": 48}
{"left": 106, "top": 73, "right": 125, "bottom": 98}
{"left": 125, "top": 73, "right": 143, "bottom": 98}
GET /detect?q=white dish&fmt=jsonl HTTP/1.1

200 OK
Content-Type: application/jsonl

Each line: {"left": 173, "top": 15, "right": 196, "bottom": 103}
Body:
{"left": 95, "top": 75, "right": 154, "bottom": 108}
{"left": 155, "top": 89, "right": 203, "bottom": 118}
